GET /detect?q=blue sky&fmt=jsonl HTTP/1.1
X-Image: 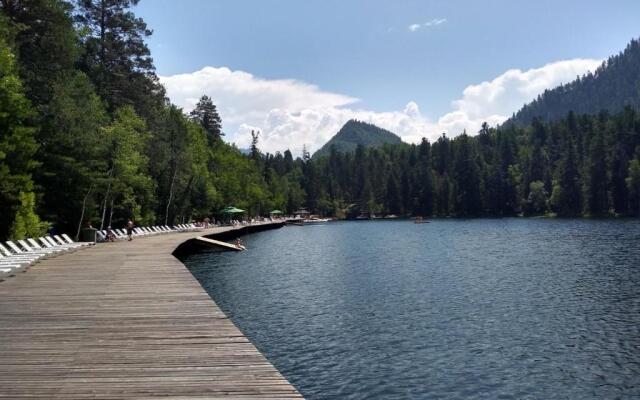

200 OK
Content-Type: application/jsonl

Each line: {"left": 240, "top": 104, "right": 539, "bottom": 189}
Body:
{"left": 136, "top": 0, "right": 640, "bottom": 154}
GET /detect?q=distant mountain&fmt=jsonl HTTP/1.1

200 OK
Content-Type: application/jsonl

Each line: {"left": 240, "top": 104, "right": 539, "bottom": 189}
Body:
{"left": 313, "top": 120, "right": 403, "bottom": 158}
{"left": 507, "top": 38, "right": 640, "bottom": 126}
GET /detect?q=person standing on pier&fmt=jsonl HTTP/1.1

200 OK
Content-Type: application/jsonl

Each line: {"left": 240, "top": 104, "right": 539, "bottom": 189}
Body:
{"left": 126, "top": 220, "right": 134, "bottom": 241}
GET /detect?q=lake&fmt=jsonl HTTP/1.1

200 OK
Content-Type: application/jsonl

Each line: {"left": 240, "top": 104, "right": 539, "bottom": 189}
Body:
{"left": 183, "top": 219, "right": 640, "bottom": 399}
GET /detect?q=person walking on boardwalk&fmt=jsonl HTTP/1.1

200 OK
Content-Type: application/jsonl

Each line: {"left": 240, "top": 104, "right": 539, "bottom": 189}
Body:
{"left": 126, "top": 220, "right": 134, "bottom": 241}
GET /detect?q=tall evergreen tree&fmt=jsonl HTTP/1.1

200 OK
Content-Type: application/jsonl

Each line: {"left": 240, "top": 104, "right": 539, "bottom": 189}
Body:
{"left": 189, "top": 95, "right": 223, "bottom": 144}
{"left": 583, "top": 130, "right": 609, "bottom": 215}
{"left": 550, "top": 138, "right": 581, "bottom": 216}
{"left": 451, "top": 133, "right": 482, "bottom": 216}
{"left": 75, "top": 0, "right": 164, "bottom": 113}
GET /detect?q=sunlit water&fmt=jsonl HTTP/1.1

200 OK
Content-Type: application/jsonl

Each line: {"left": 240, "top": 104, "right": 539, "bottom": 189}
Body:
{"left": 183, "top": 219, "right": 640, "bottom": 399}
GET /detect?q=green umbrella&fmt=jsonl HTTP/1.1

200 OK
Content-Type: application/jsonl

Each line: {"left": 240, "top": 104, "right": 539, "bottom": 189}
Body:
{"left": 269, "top": 210, "right": 283, "bottom": 214}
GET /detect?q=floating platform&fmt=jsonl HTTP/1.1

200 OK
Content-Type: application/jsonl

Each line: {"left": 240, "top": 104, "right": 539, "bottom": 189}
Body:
{"left": 193, "top": 236, "right": 245, "bottom": 251}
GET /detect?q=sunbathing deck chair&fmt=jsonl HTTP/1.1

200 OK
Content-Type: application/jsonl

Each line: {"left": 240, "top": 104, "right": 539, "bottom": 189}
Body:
{"left": 0, "top": 265, "right": 23, "bottom": 280}
{"left": 60, "top": 234, "right": 93, "bottom": 247}
{"left": 36, "top": 237, "right": 71, "bottom": 253}
{"left": 96, "top": 230, "right": 106, "bottom": 242}
{"left": 43, "top": 236, "right": 79, "bottom": 251}
{"left": 27, "top": 238, "right": 55, "bottom": 254}
{"left": 18, "top": 239, "right": 65, "bottom": 257}
{"left": 0, "top": 267, "right": 16, "bottom": 279}
{"left": 53, "top": 236, "right": 86, "bottom": 249}
{"left": 111, "top": 230, "right": 126, "bottom": 240}
{"left": 7, "top": 241, "right": 57, "bottom": 258}
{"left": 0, "top": 253, "right": 31, "bottom": 272}
{"left": 0, "top": 243, "right": 41, "bottom": 264}
{"left": 37, "top": 237, "right": 73, "bottom": 253}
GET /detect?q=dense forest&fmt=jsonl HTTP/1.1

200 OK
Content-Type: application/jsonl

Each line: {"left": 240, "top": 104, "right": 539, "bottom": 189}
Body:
{"left": 300, "top": 111, "right": 640, "bottom": 218}
{"left": 509, "top": 38, "right": 640, "bottom": 126}
{"left": 0, "top": 0, "right": 306, "bottom": 240}
{"left": 1, "top": 1, "right": 639, "bottom": 242}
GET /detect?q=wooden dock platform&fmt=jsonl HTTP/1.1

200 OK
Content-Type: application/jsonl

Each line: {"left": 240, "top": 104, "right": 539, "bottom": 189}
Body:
{"left": 0, "top": 223, "right": 302, "bottom": 399}
{"left": 193, "top": 236, "right": 244, "bottom": 251}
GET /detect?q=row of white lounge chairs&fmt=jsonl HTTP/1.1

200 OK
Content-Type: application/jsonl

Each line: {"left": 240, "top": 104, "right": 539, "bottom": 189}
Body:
{"left": 95, "top": 223, "right": 206, "bottom": 241}
{"left": 0, "top": 234, "right": 91, "bottom": 281}
{"left": 0, "top": 223, "right": 213, "bottom": 281}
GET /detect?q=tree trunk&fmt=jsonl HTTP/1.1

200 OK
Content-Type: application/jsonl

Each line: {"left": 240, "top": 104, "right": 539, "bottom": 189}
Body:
{"left": 99, "top": 168, "right": 114, "bottom": 230}
{"left": 164, "top": 168, "right": 178, "bottom": 226}
{"left": 107, "top": 198, "right": 114, "bottom": 228}
{"left": 75, "top": 184, "right": 94, "bottom": 241}
{"left": 176, "top": 175, "right": 195, "bottom": 222}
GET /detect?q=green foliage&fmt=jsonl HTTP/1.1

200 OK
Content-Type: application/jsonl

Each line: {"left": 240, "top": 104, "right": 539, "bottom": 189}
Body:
{"left": 190, "top": 95, "right": 223, "bottom": 143}
{"left": 75, "top": 0, "right": 164, "bottom": 114}
{"left": 526, "top": 181, "right": 548, "bottom": 215}
{"left": 0, "top": 28, "right": 38, "bottom": 239}
{"left": 627, "top": 150, "right": 640, "bottom": 216}
{"left": 100, "top": 106, "right": 155, "bottom": 226}
{"left": 9, "top": 192, "right": 48, "bottom": 240}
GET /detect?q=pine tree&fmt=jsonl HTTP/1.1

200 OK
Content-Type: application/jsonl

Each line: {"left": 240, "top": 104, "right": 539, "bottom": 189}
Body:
{"left": 250, "top": 130, "right": 261, "bottom": 161}
{"left": 75, "top": 0, "right": 164, "bottom": 113}
{"left": 416, "top": 138, "right": 434, "bottom": 216}
{"left": 550, "top": 138, "right": 580, "bottom": 216}
{"left": 583, "top": 130, "right": 609, "bottom": 215}
{"left": 451, "top": 133, "right": 482, "bottom": 216}
{"left": 189, "top": 95, "right": 223, "bottom": 144}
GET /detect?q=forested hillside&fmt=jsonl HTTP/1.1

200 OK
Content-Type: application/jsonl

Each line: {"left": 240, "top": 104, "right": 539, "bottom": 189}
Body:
{"left": 0, "top": 0, "right": 306, "bottom": 240}
{"left": 302, "top": 113, "right": 640, "bottom": 218}
{"left": 312, "top": 120, "right": 402, "bottom": 158}
{"left": 509, "top": 38, "right": 640, "bottom": 126}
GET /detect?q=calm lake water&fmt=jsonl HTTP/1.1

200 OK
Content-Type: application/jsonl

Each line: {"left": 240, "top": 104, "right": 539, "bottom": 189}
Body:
{"left": 184, "top": 219, "right": 640, "bottom": 399}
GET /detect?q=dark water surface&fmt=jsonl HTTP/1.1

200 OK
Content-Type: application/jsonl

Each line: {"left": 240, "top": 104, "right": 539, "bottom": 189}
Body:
{"left": 184, "top": 219, "right": 640, "bottom": 399}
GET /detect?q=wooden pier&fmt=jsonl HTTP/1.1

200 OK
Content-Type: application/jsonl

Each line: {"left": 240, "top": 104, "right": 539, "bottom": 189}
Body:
{"left": 0, "top": 223, "right": 302, "bottom": 399}
{"left": 193, "top": 236, "right": 244, "bottom": 251}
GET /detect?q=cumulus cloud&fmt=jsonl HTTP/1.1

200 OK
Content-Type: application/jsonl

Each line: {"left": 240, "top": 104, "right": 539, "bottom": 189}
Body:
{"left": 160, "top": 58, "right": 601, "bottom": 155}
{"left": 408, "top": 18, "right": 447, "bottom": 32}
{"left": 437, "top": 58, "right": 602, "bottom": 135}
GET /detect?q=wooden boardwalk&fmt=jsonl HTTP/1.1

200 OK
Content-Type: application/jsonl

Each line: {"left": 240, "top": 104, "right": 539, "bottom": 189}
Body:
{"left": 0, "top": 224, "right": 302, "bottom": 399}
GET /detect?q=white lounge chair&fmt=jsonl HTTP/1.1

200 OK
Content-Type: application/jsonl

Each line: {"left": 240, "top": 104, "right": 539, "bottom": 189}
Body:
{"left": 0, "top": 244, "right": 40, "bottom": 264}
{"left": 18, "top": 239, "right": 65, "bottom": 256}
{"left": 6, "top": 241, "right": 57, "bottom": 258}
{"left": 61, "top": 234, "right": 93, "bottom": 246}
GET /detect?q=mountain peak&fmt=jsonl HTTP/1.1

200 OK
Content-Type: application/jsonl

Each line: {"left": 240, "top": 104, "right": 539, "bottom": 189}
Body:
{"left": 313, "top": 120, "right": 403, "bottom": 158}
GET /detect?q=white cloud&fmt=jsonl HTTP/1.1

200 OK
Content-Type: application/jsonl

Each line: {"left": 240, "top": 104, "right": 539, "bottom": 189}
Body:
{"left": 436, "top": 58, "right": 602, "bottom": 135}
{"left": 160, "top": 58, "right": 601, "bottom": 155}
{"left": 408, "top": 18, "right": 447, "bottom": 32}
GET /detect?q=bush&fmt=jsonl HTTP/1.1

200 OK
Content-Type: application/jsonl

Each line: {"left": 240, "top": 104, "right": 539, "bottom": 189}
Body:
{"left": 9, "top": 192, "right": 48, "bottom": 240}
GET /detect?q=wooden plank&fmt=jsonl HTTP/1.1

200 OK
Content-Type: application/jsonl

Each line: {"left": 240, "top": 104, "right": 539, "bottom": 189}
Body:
{"left": 193, "top": 236, "right": 244, "bottom": 251}
{"left": 0, "top": 223, "right": 302, "bottom": 399}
